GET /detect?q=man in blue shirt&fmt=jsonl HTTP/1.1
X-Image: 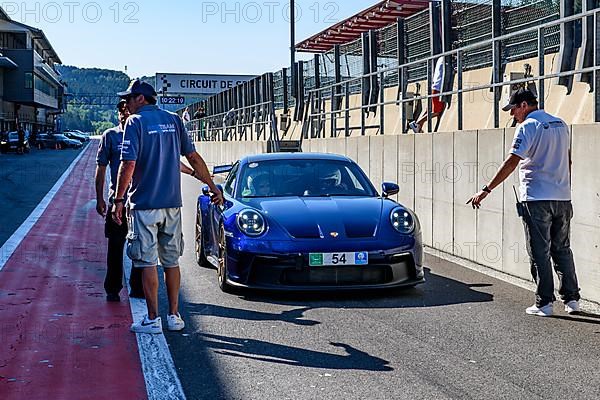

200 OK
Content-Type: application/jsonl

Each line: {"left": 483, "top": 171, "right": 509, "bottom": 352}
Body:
{"left": 112, "top": 80, "right": 223, "bottom": 334}
{"left": 95, "top": 100, "right": 144, "bottom": 301}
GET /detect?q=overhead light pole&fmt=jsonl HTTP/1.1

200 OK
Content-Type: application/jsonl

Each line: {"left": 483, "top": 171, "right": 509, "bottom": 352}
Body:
{"left": 290, "top": 0, "right": 296, "bottom": 98}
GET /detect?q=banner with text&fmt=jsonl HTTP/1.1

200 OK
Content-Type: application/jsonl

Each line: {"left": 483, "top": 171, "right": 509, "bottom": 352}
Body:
{"left": 156, "top": 73, "right": 256, "bottom": 95}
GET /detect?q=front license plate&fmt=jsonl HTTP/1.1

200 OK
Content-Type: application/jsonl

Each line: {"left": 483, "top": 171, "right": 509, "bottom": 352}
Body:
{"left": 309, "top": 252, "right": 368, "bottom": 266}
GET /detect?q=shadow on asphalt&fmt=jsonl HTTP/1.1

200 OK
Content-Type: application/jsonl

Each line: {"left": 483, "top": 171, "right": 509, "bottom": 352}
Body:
{"left": 552, "top": 311, "right": 600, "bottom": 325}
{"left": 186, "top": 303, "right": 320, "bottom": 326}
{"left": 198, "top": 333, "right": 393, "bottom": 371}
{"left": 236, "top": 267, "right": 494, "bottom": 308}
{"left": 166, "top": 266, "right": 492, "bottom": 397}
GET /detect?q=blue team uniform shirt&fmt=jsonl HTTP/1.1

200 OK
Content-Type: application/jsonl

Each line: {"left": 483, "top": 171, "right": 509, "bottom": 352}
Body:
{"left": 120, "top": 105, "right": 195, "bottom": 210}
{"left": 96, "top": 125, "right": 124, "bottom": 202}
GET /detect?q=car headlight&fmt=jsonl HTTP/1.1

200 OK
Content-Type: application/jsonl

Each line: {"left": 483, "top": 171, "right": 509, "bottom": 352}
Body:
{"left": 390, "top": 207, "right": 415, "bottom": 234}
{"left": 236, "top": 209, "right": 267, "bottom": 236}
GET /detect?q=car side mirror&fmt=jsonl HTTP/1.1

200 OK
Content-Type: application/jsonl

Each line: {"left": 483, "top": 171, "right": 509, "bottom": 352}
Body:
{"left": 382, "top": 182, "right": 399, "bottom": 198}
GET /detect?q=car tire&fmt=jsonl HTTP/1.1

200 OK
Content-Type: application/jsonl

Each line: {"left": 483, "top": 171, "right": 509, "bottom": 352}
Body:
{"left": 195, "top": 212, "right": 212, "bottom": 268}
{"left": 217, "top": 223, "right": 234, "bottom": 293}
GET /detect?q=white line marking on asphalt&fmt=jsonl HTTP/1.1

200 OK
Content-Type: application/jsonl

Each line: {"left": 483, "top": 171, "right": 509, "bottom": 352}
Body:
{"left": 0, "top": 147, "right": 88, "bottom": 271}
{"left": 123, "top": 256, "right": 187, "bottom": 400}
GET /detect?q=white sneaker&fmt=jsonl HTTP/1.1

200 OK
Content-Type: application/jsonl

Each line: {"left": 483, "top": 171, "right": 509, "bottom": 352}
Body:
{"left": 131, "top": 315, "right": 163, "bottom": 334}
{"left": 409, "top": 121, "right": 419, "bottom": 133}
{"left": 525, "top": 303, "right": 553, "bottom": 317}
{"left": 167, "top": 313, "right": 185, "bottom": 331}
{"left": 565, "top": 300, "right": 580, "bottom": 315}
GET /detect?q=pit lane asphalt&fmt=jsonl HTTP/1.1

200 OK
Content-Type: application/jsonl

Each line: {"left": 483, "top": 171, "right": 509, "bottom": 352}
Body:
{"left": 157, "top": 175, "right": 600, "bottom": 400}
{"left": 5, "top": 148, "right": 597, "bottom": 399}
{"left": 0, "top": 145, "right": 86, "bottom": 247}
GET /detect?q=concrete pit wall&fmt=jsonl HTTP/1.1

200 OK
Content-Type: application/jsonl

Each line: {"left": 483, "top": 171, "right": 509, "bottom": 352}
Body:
{"left": 196, "top": 125, "right": 600, "bottom": 304}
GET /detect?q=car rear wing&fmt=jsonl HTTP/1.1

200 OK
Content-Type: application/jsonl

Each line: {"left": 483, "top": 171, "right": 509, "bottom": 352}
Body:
{"left": 213, "top": 164, "right": 233, "bottom": 175}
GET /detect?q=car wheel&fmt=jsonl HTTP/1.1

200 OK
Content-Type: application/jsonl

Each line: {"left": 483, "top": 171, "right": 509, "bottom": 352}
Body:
{"left": 217, "top": 223, "right": 234, "bottom": 293}
{"left": 195, "top": 212, "right": 212, "bottom": 268}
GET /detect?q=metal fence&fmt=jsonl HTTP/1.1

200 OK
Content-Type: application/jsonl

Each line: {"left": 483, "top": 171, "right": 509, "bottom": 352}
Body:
{"left": 303, "top": 6, "right": 600, "bottom": 138}
{"left": 189, "top": 0, "right": 600, "bottom": 146}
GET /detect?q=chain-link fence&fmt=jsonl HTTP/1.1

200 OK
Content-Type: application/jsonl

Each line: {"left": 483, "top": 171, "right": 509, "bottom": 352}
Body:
{"left": 377, "top": 24, "right": 399, "bottom": 88}
{"left": 203, "top": 1, "right": 568, "bottom": 119}
{"left": 503, "top": 0, "right": 560, "bottom": 62}
{"left": 405, "top": 9, "right": 431, "bottom": 82}
{"left": 453, "top": 0, "right": 561, "bottom": 70}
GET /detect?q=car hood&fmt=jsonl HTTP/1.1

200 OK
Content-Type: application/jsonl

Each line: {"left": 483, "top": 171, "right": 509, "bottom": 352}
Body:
{"left": 243, "top": 196, "right": 383, "bottom": 239}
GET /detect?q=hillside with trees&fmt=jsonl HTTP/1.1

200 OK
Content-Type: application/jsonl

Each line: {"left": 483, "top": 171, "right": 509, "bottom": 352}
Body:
{"left": 57, "top": 66, "right": 155, "bottom": 134}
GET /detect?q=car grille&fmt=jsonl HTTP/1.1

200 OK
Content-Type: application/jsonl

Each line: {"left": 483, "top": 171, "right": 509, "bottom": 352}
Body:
{"left": 281, "top": 265, "right": 392, "bottom": 286}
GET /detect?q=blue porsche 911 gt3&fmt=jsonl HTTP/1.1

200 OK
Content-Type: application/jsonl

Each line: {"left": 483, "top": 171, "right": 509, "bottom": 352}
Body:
{"left": 195, "top": 152, "right": 424, "bottom": 292}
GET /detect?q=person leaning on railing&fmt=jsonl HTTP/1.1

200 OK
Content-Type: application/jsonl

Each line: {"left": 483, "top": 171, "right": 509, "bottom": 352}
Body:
{"left": 466, "top": 88, "right": 581, "bottom": 318}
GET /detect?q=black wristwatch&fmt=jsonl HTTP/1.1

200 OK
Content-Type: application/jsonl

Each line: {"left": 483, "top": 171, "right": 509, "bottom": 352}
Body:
{"left": 482, "top": 185, "right": 492, "bottom": 194}
{"left": 114, "top": 198, "right": 125, "bottom": 204}
{"left": 190, "top": 170, "right": 196, "bottom": 178}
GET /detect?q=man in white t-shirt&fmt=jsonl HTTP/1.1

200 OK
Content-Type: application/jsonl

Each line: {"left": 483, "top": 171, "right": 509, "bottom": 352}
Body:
{"left": 410, "top": 56, "right": 446, "bottom": 133}
{"left": 466, "top": 88, "right": 580, "bottom": 317}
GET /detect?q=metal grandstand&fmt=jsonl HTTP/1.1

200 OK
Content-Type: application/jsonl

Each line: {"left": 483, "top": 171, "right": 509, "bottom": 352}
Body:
{"left": 185, "top": 0, "right": 600, "bottom": 150}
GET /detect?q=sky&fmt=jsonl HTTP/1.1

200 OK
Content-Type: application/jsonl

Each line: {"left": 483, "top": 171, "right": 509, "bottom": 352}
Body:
{"left": 4, "top": 1, "right": 375, "bottom": 79}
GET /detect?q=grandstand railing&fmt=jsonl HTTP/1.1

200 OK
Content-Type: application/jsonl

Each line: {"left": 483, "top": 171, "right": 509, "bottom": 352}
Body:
{"left": 188, "top": 2, "right": 599, "bottom": 147}
{"left": 187, "top": 100, "right": 279, "bottom": 149}
{"left": 304, "top": 6, "right": 600, "bottom": 136}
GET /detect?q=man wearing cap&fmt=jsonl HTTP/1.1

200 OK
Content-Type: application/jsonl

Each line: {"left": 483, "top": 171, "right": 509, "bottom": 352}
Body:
{"left": 112, "top": 79, "right": 223, "bottom": 334}
{"left": 467, "top": 88, "right": 580, "bottom": 317}
{"left": 95, "top": 100, "right": 144, "bottom": 301}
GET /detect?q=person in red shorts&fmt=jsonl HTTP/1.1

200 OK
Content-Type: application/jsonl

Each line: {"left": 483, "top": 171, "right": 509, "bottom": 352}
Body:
{"left": 410, "top": 56, "right": 446, "bottom": 133}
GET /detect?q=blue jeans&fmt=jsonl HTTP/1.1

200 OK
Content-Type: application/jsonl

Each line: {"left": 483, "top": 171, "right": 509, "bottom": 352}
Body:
{"left": 522, "top": 201, "right": 580, "bottom": 307}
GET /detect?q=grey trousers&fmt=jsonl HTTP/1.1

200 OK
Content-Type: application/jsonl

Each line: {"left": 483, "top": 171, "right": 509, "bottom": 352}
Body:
{"left": 522, "top": 201, "right": 580, "bottom": 307}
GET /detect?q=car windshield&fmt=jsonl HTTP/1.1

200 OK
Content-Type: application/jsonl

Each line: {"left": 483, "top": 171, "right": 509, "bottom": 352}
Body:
{"left": 238, "top": 159, "right": 376, "bottom": 198}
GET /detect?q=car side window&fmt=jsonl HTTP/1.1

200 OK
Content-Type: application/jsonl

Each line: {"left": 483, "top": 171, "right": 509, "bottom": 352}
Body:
{"left": 223, "top": 162, "right": 239, "bottom": 196}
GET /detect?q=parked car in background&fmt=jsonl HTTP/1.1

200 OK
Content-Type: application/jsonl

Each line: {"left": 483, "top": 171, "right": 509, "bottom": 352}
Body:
{"left": 63, "top": 131, "right": 88, "bottom": 143}
{"left": 36, "top": 133, "right": 83, "bottom": 149}
{"left": 63, "top": 130, "right": 89, "bottom": 142}
{"left": 0, "top": 131, "right": 30, "bottom": 154}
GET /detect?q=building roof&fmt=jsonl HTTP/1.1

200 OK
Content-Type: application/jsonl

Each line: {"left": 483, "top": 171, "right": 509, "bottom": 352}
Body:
{"left": 0, "top": 54, "right": 18, "bottom": 69}
{"left": 295, "top": 0, "right": 430, "bottom": 53}
{"left": 12, "top": 20, "right": 62, "bottom": 64}
{"left": 0, "top": 6, "right": 62, "bottom": 64}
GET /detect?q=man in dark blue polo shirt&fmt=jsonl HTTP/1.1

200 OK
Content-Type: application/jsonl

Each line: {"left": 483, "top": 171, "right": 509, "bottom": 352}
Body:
{"left": 95, "top": 100, "right": 144, "bottom": 301}
{"left": 112, "top": 80, "right": 223, "bottom": 334}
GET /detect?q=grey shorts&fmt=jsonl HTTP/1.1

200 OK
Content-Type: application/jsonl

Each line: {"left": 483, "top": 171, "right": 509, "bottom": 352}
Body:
{"left": 126, "top": 208, "right": 184, "bottom": 268}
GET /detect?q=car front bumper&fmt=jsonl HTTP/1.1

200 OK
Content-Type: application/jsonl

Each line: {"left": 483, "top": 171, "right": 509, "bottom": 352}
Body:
{"left": 225, "top": 248, "right": 424, "bottom": 291}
